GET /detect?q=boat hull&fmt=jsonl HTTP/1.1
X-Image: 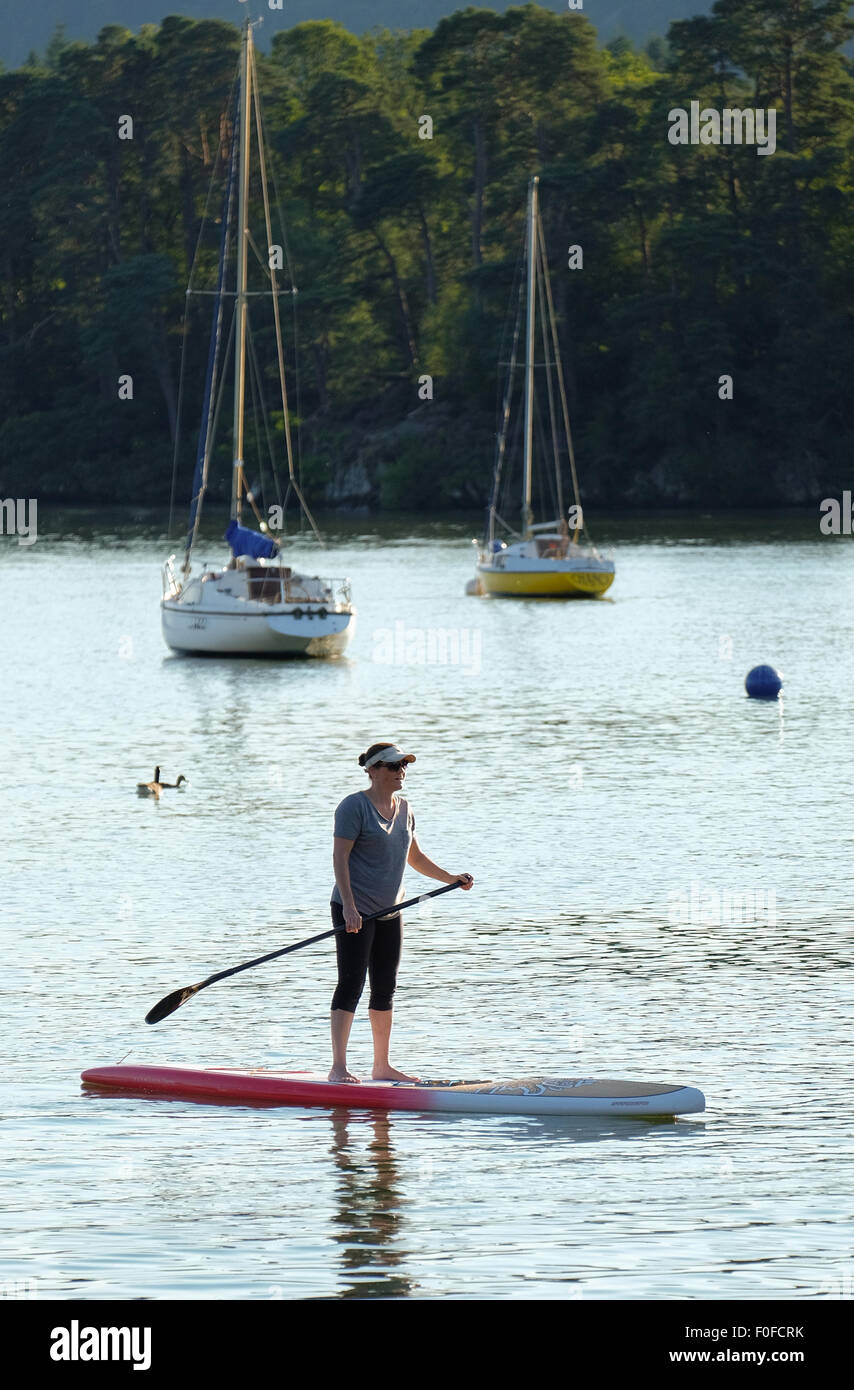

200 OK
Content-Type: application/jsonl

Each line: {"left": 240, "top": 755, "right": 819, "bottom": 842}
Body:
{"left": 477, "top": 566, "right": 615, "bottom": 597}
{"left": 161, "top": 602, "right": 353, "bottom": 657}
{"left": 81, "top": 1065, "right": 705, "bottom": 1117}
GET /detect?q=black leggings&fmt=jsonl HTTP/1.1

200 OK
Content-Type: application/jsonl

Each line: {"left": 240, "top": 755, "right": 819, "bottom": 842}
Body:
{"left": 330, "top": 901, "right": 402, "bottom": 1013}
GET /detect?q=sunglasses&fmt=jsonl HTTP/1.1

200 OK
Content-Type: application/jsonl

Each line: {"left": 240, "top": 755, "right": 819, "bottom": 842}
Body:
{"left": 380, "top": 760, "right": 409, "bottom": 773}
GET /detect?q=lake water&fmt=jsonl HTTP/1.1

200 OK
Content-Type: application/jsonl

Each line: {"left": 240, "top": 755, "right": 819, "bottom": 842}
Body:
{"left": 1, "top": 508, "right": 852, "bottom": 1301}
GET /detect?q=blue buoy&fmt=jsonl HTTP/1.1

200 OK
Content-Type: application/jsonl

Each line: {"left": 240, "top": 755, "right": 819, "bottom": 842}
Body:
{"left": 745, "top": 664, "right": 782, "bottom": 700}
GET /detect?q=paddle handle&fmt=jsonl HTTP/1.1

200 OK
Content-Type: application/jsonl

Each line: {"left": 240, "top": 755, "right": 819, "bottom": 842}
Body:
{"left": 365, "top": 879, "right": 463, "bottom": 921}
{"left": 200, "top": 880, "right": 464, "bottom": 990}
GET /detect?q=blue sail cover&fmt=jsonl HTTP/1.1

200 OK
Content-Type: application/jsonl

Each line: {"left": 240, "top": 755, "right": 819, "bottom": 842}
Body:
{"left": 225, "top": 519, "right": 279, "bottom": 560}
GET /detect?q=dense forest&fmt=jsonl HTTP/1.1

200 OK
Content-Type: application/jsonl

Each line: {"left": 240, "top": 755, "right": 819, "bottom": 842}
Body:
{"left": 1, "top": 1, "right": 853, "bottom": 515}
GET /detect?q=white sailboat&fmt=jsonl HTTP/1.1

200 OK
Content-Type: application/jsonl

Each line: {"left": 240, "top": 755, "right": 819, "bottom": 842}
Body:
{"left": 473, "top": 176, "right": 615, "bottom": 598}
{"left": 162, "top": 18, "right": 354, "bottom": 657}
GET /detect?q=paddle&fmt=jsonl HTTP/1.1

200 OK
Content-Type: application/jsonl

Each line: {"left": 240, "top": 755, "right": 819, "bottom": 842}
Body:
{"left": 145, "top": 881, "right": 465, "bottom": 1025}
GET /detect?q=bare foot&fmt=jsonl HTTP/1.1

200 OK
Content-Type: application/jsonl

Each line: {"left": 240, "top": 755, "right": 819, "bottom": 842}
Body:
{"left": 372, "top": 1066, "right": 419, "bottom": 1083}
{"left": 328, "top": 1066, "right": 360, "bottom": 1083}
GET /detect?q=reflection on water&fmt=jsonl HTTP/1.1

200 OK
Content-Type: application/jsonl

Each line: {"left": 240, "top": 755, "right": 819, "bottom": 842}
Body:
{"left": 328, "top": 1113, "right": 415, "bottom": 1300}
{"left": 1, "top": 509, "right": 852, "bottom": 1298}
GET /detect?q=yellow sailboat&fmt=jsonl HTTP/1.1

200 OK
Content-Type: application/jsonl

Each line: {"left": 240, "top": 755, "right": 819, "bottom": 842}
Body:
{"left": 473, "top": 176, "right": 615, "bottom": 598}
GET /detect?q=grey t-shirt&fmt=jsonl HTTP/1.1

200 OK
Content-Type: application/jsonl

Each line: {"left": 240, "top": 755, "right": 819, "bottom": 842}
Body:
{"left": 331, "top": 791, "right": 416, "bottom": 918}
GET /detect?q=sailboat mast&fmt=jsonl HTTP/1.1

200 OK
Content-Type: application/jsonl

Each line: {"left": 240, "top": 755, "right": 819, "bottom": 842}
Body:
{"left": 522, "top": 175, "right": 538, "bottom": 540}
{"left": 231, "top": 20, "right": 253, "bottom": 523}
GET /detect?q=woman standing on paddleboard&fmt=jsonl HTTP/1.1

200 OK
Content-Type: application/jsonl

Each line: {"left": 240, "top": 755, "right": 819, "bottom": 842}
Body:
{"left": 330, "top": 742, "right": 473, "bottom": 1084}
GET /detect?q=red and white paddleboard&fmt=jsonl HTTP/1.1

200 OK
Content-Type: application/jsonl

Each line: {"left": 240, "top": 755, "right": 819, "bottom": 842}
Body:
{"left": 81, "top": 1065, "right": 705, "bottom": 1117}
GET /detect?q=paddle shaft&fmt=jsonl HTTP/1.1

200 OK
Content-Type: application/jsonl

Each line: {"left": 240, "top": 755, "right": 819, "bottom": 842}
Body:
{"left": 194, "top": 881, "right": 461, "bottom": 993}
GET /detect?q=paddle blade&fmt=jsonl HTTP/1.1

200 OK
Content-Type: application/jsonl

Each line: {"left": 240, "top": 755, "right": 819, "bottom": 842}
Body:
{"left": 145, "top": 984, "right": 199, "bottom": 1025}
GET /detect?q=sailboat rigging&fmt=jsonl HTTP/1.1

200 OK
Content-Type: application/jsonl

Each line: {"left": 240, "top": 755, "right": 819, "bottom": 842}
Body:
{"left": 162, "top": 18, "right": 354, "bottom": 656}
{"left": 473, "top": 175, "right": 615, "bottom": 598}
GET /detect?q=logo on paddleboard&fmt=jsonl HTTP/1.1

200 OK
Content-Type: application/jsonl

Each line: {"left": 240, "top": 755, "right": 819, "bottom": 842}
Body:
{"left": 480, "top": 1078, "right": 597, "bottom": 1097}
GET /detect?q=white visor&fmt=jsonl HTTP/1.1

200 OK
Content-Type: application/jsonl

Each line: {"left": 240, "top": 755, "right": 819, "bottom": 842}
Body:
{"left": 364, "top": 745, "right": 416, "bottom": 768}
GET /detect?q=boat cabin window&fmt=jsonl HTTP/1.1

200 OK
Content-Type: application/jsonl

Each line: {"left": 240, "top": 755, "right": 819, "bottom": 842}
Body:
{"left": 246, "top": 566, "right": 294, "bottom": 601}
{"left": 536, "top": 537, "right": 567, "bottom": 559}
